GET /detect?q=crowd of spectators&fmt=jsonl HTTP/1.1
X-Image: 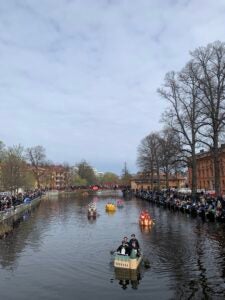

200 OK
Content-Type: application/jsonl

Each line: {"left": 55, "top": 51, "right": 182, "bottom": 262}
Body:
{"left": 0, "top": 190, "right": 43, "bottom": 212}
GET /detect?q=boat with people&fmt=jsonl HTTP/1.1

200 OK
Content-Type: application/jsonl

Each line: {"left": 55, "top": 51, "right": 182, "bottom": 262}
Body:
{"left": 139, "top": 210, "right": 154, "bottom": 226}
{"left": 87, "top": 202, "right": 97, "bottom": 218}
{"left": 105, "top": 203, "right": 116, "bottom": 212}
{"left": 116, "top": 199, "right": 124, "bottom": 208}
{"left": 113, "top": 234, "right": 142, "bottom": 270}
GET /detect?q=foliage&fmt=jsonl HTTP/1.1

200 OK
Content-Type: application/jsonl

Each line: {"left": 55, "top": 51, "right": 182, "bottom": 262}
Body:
{"left": 100, "top": 172, "right": 119, "bottom": 184}
{"left": 120, "top": 162, "right": 132, "bottom": 186}
{"left": 1, "top": 145, "right": 27, "bottom": 194}
{"left": 26, "top": 145, "right": 47, "bottom": 188}
{"left": 76, "top": 160, "right": 97, "bottom": 185}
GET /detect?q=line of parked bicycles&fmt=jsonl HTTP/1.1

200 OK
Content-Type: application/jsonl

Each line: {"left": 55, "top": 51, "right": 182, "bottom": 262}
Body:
{"left": 135, "top": 190, "right": 225, "bottom": 223}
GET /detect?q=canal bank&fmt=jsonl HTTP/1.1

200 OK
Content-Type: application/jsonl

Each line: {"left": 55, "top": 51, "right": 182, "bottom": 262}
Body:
{"left": 0, "top": 195, "right": 43, "bottom": 238}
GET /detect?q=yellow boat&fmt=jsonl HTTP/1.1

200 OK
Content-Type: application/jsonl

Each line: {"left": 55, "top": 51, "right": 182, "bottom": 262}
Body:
{"left": 105, "top": 203, "right": 116, "bottom": 212}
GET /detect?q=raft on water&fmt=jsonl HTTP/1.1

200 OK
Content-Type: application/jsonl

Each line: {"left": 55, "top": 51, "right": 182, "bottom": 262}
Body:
{"left": 139, "top": 210, "right": 154, "bottom": 226}
{"left": 87, "top": 202, "right": 97, "bottom": 218}
{"left": 114, "top": 254, "right": 142, "bottom": 270}
{"left": 105, "top": 203, "right": 116, "bottom": 212}
{"left": 116, "top": 199, "right": 124, "bottom": 208}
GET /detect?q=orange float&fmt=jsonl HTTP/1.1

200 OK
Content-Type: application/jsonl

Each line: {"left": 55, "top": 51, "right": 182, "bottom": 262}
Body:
{"left": 139, "top": 210, "right": 154, "bottom": 226}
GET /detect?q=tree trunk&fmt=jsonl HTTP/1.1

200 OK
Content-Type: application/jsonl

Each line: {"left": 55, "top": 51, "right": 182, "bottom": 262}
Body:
{"left": 157, "top": 165, "right": 160, "bottom": 190}
{"left": 191, "top": 151, "right": 197, "bottom": 197}
{"left": 150, "top": 165, "right": 154, "bottom": 190}
{"left": 213, "top": 135, "right": 220, "bottom": 195}
{"left": 165, "top": 168, "right": 169, "bottom": 189}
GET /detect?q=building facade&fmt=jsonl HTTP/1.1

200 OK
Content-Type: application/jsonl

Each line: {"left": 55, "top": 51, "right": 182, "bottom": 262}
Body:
{"left": 36, "top": 165, "right": 70, "bottom": 190}
{"left": 188, "top": 145, "right": 225, "bottom": 193}
{"left": 130, "top": 172, "right": 187, "bottom": 190}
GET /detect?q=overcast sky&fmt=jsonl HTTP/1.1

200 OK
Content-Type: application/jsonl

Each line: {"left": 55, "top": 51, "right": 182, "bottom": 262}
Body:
{"left": 1, "top": 0, "right": 225, "bottom": 174}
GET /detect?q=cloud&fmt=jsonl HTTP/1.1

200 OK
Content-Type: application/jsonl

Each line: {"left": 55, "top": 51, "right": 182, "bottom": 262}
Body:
{"left": 0, "top": 0, "right": 225, "bottom": 173}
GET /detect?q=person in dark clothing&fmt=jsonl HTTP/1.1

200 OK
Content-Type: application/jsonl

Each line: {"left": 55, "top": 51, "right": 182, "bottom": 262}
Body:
{"left": 129, "top": 234, "right": 140, "bottom": 249}
{"left": 122, "top": 236, "right": 131, "bottom": 255}
{"left": 129, "top": 234, "right": 140, "bottom": 257}
{"left": 117, "top": 241, "right": 130, "bottom": 255}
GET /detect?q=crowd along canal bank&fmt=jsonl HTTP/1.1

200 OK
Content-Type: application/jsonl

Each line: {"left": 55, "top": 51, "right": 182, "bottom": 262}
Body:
{"left": 0, "top": 192, "right": 44, "bottom": 238}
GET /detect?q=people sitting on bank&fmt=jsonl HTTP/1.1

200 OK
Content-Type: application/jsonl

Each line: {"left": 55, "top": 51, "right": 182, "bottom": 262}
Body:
{"left": 129, "top": 234, "right": 140, "bottom": 257}
{"left": 117, "top": 241, "right": 130, "bottom": 255}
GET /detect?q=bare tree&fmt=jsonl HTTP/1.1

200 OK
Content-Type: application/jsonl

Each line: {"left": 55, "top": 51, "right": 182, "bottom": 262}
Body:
{"left": 158, "top": 62, "right": 203, "bottom": 196}
{"left": 137, "top": 132, "right": 161, "bottom": 190}
{"left": 26, "top": 145, "right": 46, "bottom": 189}
{"left": 121, "top": 162, "right": 132, "bottom": 186}
{"left": 158, "top": 128, "right": 182, "bottom": 188}
{"left": 189, "top": 41, "right": 225, "bottom": 194}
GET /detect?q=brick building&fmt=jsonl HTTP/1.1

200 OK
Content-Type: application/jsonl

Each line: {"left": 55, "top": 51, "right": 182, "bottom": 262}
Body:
{"left": 188, "top": 145, "right": 225, "bottom": 193}
{"left": 33, "top": 165, "right": 70, "bottom": 190}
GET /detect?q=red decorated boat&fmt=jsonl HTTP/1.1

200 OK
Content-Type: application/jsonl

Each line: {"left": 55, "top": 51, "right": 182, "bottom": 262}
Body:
{"left": 139, "top": 211, "right": 153, "bottom": 226}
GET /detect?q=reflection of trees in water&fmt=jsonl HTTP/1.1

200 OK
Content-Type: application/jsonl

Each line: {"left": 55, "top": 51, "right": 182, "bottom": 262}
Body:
{"left": 0, "top": 205, "right": 43, "bottom": 270}
{"left": 173, "top": 221, "right": 225, "bottom": 299}
{"left": 145, "top": 202, "right": 225, "bottom": 299}
{"left": 0, "top": 196, "right": 76, "bottom": 271}
{"left": 177, "top": 222, "right": 213, "bottom": 300}
{"left": 114, "top": 268, "right": 142, "bottom": 290}
{"left": 146, "top": 211, "right": 213, "bottom": 299}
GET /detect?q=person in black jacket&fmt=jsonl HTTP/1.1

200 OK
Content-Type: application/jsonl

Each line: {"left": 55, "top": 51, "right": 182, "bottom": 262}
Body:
{"left": 129, "top": 234, "right": 140, "bottom": 257}
{"left": 117, "top": 241, "right": 130, "bottom": 255}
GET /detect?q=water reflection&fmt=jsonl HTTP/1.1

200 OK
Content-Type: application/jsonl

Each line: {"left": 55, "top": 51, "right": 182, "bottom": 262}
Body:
{"left": 139, "top": 225, "right": 153, "bottom": 234}
{"left": 114, "top": 268, "right": 142, "bottom": 290}
{"left": 0, "top": 209, "right": 40, "bottom": 270}
{"left": 106, "top": 211, "right": 116, "bottom": 216}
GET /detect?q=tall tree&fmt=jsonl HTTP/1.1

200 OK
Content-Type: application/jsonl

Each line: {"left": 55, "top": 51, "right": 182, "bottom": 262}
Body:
{"left": 76, "top": 160, "right": 97, "bottom": 185}
{"left": 190, "top": 41, "right": 225, "bottom": 194}
{"left": 158, "top": 128, "right": 182, "bottom": 188}
{"left": 1, "top": 145, "right": 27, "bottom": 195}
{"left": 101, "top": 172, "right": 119, "bottom": 185}
{"left": 158, "top": 62, "right": 203, "bottom": 196}
{"left": 26, "top": 145, "right": 46, "bottom": 189}
{"left": 121, "top": 162, "right": 132, "bottom": 186}
{"left": 137, "top": 132, "right": 161, "bottom": 189}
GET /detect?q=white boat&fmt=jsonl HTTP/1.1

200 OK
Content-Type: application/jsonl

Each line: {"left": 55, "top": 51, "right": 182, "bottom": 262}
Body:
{"left": 114, "top": 254, "right": 142, "bottom": 270}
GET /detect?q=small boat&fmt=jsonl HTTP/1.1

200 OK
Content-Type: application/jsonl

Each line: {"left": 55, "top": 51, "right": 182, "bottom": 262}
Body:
{"left": 87, "top": 202, "right": 97, "bottom": 218}
{"left": 105, "top": 203, "right": 116, "bottom": 212}
{"left": 139, "top": 211, "right": 154, "bottom": 226}
{"left": 116, "top": 199, "right": 124, "bottom": 208}
{"left": 114, "top": 253, "right": 142, "bottom": 270}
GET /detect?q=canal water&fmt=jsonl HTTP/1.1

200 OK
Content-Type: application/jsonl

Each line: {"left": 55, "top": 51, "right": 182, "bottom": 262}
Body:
{"left": 0, "top": 192, "right": 225, "bottom": 300}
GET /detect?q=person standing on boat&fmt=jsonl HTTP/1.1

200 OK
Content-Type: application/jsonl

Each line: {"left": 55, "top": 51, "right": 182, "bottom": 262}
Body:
{"left": 129, "top": 234, "right": 140, "bottom": 257}
{"left": 117, "top": 241, "right": 130, "bottom": 255}
{"left": 122, "top": 236, "right": 131, "bottom": 255}
{"left": 123, "top": 236, "right": 130, "bottom": 247}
